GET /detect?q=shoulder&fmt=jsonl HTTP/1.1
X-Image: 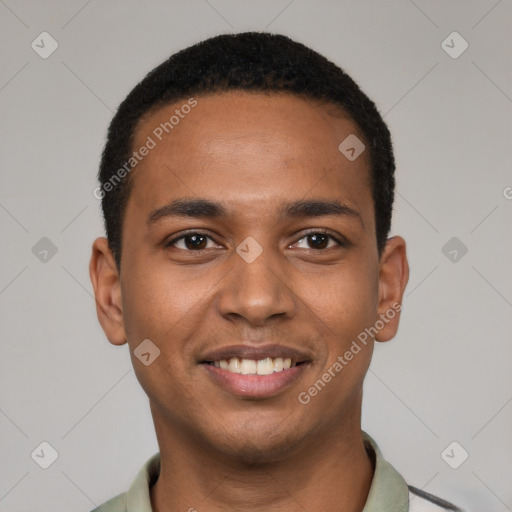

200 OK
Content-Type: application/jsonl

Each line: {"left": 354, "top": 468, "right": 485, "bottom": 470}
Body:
{"left": 408, "top": 486, "right": 463, "bottom": 511}
{"left": 90, "top": 491, "right": 127, "bottom": 512}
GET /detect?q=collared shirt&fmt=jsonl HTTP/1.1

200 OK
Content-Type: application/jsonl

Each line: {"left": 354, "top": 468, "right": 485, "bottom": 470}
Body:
{"left": 91, "top": 431, "right": 462, "bottom": 512}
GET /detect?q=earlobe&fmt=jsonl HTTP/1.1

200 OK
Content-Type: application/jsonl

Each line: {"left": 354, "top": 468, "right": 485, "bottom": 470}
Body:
{"left": 89, "top": 237, "right": 127, "bottom": 346}
{"left": 375, "top": 236, "right": 409, "bottom": 342}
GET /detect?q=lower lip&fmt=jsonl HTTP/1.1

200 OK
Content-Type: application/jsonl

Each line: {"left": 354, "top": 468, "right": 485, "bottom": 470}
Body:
{"left": 201, "top": 363, "right": 310, "bottom": 399}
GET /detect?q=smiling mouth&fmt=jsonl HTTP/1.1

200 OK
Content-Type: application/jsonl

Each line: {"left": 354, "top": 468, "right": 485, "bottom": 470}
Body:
{"left": 203, "top": 357, "right": 307, "bottom": 375}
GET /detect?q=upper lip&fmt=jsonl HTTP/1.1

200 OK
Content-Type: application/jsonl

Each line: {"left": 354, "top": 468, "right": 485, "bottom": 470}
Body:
{"left": 199, "top": 344, "right": 312, "bottom": 364}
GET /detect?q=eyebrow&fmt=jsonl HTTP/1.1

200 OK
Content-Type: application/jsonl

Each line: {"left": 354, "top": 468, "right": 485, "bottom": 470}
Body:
{"left": 147, "top": 198, "right": 363, "bottom": 227}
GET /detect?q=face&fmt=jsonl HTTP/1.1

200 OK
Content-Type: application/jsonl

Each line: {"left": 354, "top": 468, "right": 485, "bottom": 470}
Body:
{"left": 90, "top": 91, "right": 408, "bottom": 463}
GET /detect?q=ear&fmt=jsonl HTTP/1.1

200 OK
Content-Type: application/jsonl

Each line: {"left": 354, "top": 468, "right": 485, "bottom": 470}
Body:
{"left": 89, "top": 237, "right": 127, "bottom": 346}
{"left": 375, "top": 236, "right": 409, "bottom": 342}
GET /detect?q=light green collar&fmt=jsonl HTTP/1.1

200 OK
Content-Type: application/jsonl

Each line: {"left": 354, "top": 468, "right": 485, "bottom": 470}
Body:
{"left": 361, "top": 431, "right": 409, "bottom": 511}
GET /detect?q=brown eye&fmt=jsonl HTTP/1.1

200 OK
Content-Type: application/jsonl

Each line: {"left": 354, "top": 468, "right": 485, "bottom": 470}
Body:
{"left": 166, "top": 233, "right": 215, "bottom": 251}
{"left": 183, "top": 234, "right": 208, "bottom": 250}
{"left": 293, "top": 231, "right": 345, "bottom": 250}
{"left": 306, "top": 233, "right": 329, "bottom": 249}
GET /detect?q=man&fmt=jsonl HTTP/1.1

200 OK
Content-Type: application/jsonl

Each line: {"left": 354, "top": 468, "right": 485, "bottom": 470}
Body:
{"left": 89, "top": 32, "right": 462, "bottom": 512}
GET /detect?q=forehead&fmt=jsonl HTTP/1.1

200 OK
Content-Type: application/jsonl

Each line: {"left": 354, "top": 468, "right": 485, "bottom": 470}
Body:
{"left": 127, "top": 91, "right": 372, "bottom": 221}
{"left": 134, "top": 91, "right": 364, "bottom": 155}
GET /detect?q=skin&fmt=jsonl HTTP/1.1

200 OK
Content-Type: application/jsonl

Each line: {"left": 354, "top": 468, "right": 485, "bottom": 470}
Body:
{"left": 90, "top": 91, "right": 409, "bottom": 512}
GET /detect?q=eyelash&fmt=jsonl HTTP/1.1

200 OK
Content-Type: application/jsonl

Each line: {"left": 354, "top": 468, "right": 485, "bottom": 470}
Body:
{"left": 164, "top": 229, "right": 347, "bottom": 252}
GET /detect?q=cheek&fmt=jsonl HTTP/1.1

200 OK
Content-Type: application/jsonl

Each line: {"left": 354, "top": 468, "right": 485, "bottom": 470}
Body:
{"left": 120, "top": 266, "right": 216, "bottom": 399}
{"left": 299, "top": 261, "right": 379, "bottom": 340}
{"left": 294, "top": 261, "right": 379, "bottom": 406}
{"left": 120, "top": 269, "right": 208, "bottom": 413}
{"left": 121, "top": 264, "right": 205, "bottom": 343}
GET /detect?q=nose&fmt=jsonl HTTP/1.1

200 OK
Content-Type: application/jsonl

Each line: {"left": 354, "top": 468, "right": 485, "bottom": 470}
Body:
{"left": 217, "top": 246, "right": 297, "bottom": 326}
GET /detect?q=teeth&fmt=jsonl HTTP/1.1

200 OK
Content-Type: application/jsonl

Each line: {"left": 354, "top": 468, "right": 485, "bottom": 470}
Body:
{"left": 240, "top": 359, "right": 257, "bottom": 375}
{"left": 213, "top": 356, "right": 298, "bottom": 375}
{"left": 257, "top": 357, "right": 274, "bottom": 375}
{"left": 273, "top": 357, "right": 284, "bottom": 372}
{"left": 228, "top": 357, "right": 241, "bottom": 373}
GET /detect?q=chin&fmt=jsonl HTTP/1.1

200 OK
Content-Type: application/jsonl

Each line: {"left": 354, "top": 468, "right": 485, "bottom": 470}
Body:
{"left": 207, "top": 418, "right": 310, "bottom": 466}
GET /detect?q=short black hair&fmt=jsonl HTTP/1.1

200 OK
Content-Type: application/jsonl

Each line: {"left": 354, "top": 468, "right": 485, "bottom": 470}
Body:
{"left": 98, "top": 32, "right": 395, "bottom": 271}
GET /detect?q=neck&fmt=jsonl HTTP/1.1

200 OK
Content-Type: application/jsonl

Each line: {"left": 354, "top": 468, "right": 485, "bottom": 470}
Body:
{"left": 149, "top": 401, "right": 373, "bottom": 512}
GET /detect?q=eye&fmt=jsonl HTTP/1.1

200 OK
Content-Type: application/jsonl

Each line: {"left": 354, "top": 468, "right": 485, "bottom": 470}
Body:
{"left": 291, "top": 230, "right": 346, "bottom": 250}
{"left": 165, "top": 232, "right": 219, "bottom": 251}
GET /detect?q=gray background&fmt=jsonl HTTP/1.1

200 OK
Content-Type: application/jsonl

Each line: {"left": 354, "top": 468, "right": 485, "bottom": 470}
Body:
{"left": 1, "top": 1, "right": 511, "bottom": 511}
